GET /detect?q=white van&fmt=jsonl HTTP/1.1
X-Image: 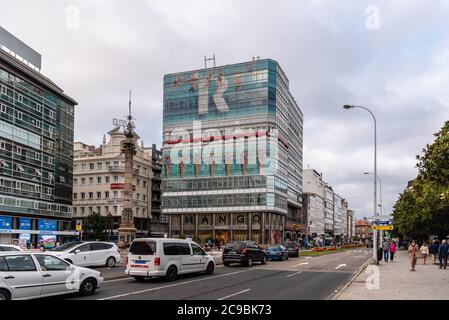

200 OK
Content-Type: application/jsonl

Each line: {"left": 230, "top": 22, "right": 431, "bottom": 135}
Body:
{"left": 125, "top": 238, "right": 215, "bottom": 281}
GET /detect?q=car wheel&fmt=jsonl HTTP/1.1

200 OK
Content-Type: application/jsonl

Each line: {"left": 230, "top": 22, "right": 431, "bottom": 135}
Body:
{"left": 245, "top": 257, "right": 253, "bottom": 267}
{"left": 133, "top": 276, "right": 146, "bottom": 281}
{"left": 223, "top": 262, "right": 230, "bottom": 267}
{"left": 261, "top": 255, "right": 267, "bottom": 264}
{"left": 205, "top": 262, "right": 215, "bottom": 274}
{"left": 165, "top": 265, "right": 178, "bottom": 282}
{"left": 106, "top": 257, "right": 116, "bottom": 268}
{"left": 79, "top": 278, "right": 97, "bottom": 296}
{"left": 0, "top": 289, "right": 11, "bottom": 300}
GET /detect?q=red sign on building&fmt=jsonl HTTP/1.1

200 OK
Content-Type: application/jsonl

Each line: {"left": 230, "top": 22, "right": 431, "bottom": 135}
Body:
{"left": 110, "top": 183, "right": 136, "bottom": 191}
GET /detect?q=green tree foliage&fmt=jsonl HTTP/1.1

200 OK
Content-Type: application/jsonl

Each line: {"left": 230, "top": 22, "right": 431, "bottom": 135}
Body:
{"left": 85, "top": 212, "right": 107, "bottom": 240}
{"left": 393, "top": 121, "right": 449, "bottom": 239}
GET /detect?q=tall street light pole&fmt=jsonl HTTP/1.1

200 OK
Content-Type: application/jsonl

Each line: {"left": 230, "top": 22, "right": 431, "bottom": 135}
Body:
{"left": 343, "top": 105, "right": 378, "bottom": 265}
{"left": 364, "top": 172, "right": 383, "bottom": 244}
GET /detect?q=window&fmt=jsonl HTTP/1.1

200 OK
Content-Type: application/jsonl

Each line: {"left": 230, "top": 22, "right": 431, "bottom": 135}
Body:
{"left": 97, "top": 177, "right": 102, "bottom": 184}
{"left": 97, "top": 192, "right": 101, "bottom": 199}
{"left": 73, "top": 178, "right": 77, "bottom": 185}
{"left": 129, "top": 240, "right": 156, "bottom": 255}
{"left": 105, "top": 191, "right": 109, "bottom": 198}
{"left": 36, "top": 255, "right": 69, "bottom": 271}
{"left": 191, "top": 243, "right": 204, "bottom": 255}
{"left": 89, "top": 163, "right": 94, "bottom": 170}
{"left": 0, "top": 104, "right": 7, "bottom": 113}
{"left": 91, "top": 243, "right": 113, "bottom": 251}
{"left": 72, "top": 243, "right": 91, "bottom": 253}
{"left": 89, "top": 177, "right": 93, "bottom": 185}
{"left": 113, "top": 176, "right": 119, "bottom": 182}
{"left": 105, "top": 176, "right": 110, "bottom": 183}
{"left": 17, "top": 94, "right": 23, "bottom": 103}
{"left": 1, "top": 85, "right": 7, "bottom": 95}
{"left": 36, "top": 103, "right": 42, "bottom": 112}
{"left": 4, "top": 255, "right": 37, "bottom": 271}
{"left": 74, "top": 164, "right": 78, "bottom": 171}
{"left": 113, "top": 191, "right": 118, "bottom": 198}
{"left": 89, "top": 192, "right": 93, "bottom": 199}
{"left": 113, "top": 206, "right": 118, "bottom": 213}
{"left": 73, "top": 193, "right": 77, "bottom": 200}
{"left": 137, "top": 179, "right": 141, "bottom": 186}
{"left": 49, "top": 110, "right": 55, "bottom": 119}
{"left": 81, "top": 192, "right": 85, "bottom": 199}
{"left": 163, "top": 243, "right": 191, "bottom": 256}
{"left": 15, "top": 110, "right": 23, "bottom": 120}
{"left": 0, "top": 141, "right": 5, "bottom": 150}
{"left": 81, "top": 164, "right": 86, "bottom": 171}
{"left": 81, "top": 178, "right": 86, "bottom": 185}
{"left": 0, "top": 256, "right": 8, "bottom": 271}
{"left": 81, "top": 207, "right": 85, "bottom": 215}
{"left": 97, "top": 163, "right": 102, "bottom": 170}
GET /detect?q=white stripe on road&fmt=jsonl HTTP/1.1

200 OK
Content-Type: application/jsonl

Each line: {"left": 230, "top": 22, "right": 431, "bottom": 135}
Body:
{"left": 335, "top": 264, "right": 347, "bottom": 269}
{"left": 286, "top": 271, "right": 302, "bottom": 278}
{"left": 217, "top": 289, "right": 251, "bottom": 300}
{"left": 292, "top": 262, "right": 309, "bottom": 267}
{"left": 103, "top": 277, "right": 132, "bottom": 283}
{"left": 98, "top": 269, "right": 254, "bottom": 300}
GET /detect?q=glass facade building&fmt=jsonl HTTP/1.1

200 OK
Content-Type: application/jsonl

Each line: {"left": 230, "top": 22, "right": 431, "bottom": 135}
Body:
{"left": 0, "top": 45, "right": 77, "bottom": 246}
{"left": 162, "top": 59, "right": 303, "bottom": 244}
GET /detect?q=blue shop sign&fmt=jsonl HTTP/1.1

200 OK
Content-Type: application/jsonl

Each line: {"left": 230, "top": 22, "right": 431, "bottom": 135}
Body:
{"left": 38, "top": 219, "right": 57, "bottom": 231}
{"left": 19, "top": 218, "right": 31, "bottom": 230}
{"left": 0, "top": 216, "right": 12, "bottom": 230}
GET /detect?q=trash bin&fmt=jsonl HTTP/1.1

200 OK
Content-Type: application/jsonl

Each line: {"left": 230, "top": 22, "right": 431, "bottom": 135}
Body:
{"left": 377, "top": 247, "right": 383, "bottom": 261}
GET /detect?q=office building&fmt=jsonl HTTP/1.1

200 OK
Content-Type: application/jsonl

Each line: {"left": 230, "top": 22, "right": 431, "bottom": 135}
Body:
{"left": 0, "top": 27, "right": 77, "bottom": 246}
{"left": 162, "top": 58, "right": 303, "bottom": 244}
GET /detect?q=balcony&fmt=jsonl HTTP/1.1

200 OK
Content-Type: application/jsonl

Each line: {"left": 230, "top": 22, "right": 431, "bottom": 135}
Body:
{"left": 108, "top": 166, "right": 124, "bottom": 172}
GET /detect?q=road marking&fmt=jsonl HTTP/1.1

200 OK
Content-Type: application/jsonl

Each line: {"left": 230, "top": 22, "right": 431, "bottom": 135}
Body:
{"left": 286, "top": 271, "right": 302, "bottom": 278}
{"left": 292, "top": 262, "right": 309, "bottom": 267}
{"left": 217, "top": 289, "right": 251, "bottom": 300}
{"left": 98, "top": 269, "right": 254, "bottom": 300}
{"left": 305, "top": 257, "right": 312, "bottom": 259}
{"left": 335, "top": 264, "right": 347, "bottom": 269}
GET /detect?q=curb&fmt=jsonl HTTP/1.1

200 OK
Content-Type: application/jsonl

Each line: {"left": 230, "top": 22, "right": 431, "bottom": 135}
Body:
{"left": 328, "top": 258, "right": 373, "bottom": 300}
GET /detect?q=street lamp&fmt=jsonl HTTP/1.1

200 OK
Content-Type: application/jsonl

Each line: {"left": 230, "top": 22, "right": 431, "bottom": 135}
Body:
{"left": 107, "top": 213, "right": 113, "bottom": 241}
{"left": 343, "top": 104, "right": 378, "bottom": 264}
{"left": 363, "top": 172, "right": 382, "bottom": 215}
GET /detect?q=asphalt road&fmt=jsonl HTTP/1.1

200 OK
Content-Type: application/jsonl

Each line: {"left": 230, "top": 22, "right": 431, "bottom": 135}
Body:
{"left": 58, "top": 248, "right": 371, "bottom": 300}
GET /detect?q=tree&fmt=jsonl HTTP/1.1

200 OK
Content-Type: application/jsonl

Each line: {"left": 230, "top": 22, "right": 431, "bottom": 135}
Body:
{"left": 84, "top": 212, "right": 107, "bottom": 241}
{"left": 393, "top": 121, "right": 449, "bottom": 240}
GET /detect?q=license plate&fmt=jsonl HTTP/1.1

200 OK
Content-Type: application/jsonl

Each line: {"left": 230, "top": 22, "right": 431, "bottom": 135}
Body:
{"left": 227, "top": 251, "right": 236, "bottom": 254}
{"left": 132, "top": 260, "right": 149, "bottom": 264}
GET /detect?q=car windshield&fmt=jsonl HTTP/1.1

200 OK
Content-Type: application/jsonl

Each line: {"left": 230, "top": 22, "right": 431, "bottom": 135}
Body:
{"left": 49, "top": 242, "right": 83, "bottom": 252}
{"left": 225, "top": 242, "right": 246, "bottom": 251}
{"left": 268, "top": 246, "right": 280, "bottom": 251}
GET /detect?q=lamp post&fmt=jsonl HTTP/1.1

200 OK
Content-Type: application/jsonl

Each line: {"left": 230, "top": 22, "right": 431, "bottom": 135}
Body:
{"left": 364, "top": 172, "right": 384, "bottom": 244}
{"left": 107, "top": 213, "right": 113, "bottom": 241}
{"left": 343, "top": 104, "right": 378, "bottom": 264}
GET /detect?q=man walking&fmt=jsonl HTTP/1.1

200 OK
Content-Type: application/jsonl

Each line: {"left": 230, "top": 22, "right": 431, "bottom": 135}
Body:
{"left": 408, "top": 240, "right": 420, "bottom": 271}
{"left": 438, "top": 240, "right": 449, "bottom": 269}
{"left": 382, "top": 240, "right": 390, "bottom": 262}
{"left": 429, "top": 240, "right": 439, "bottom": 265}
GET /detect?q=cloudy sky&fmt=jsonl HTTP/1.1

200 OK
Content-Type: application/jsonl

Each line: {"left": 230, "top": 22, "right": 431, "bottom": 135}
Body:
{"left": 1, "top": 0, "right": 449, "bottom": 219}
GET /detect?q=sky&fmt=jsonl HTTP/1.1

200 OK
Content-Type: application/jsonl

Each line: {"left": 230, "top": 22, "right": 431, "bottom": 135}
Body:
{"left": 1, "top": 0, "right": 449, "bottom": 219}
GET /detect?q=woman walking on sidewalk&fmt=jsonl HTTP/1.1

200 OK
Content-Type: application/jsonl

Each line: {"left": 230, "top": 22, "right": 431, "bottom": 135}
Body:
{"left": 408, "top": 240, "right": 420, "bottom": 271}
{"left": 389, "top": 240, "right": 397, "bottom": 261}
{"left": 420, "top": 241, "right": 429, "bottom": 264}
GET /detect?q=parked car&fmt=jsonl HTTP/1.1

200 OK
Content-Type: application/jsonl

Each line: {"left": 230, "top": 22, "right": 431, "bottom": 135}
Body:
{"left": 126, "top": 238, "right": 215, "bottom": 282}
{"left": 283, "top": 241, "right": 300, "bottom": 257}
{"left": 0, "top": 245, "right": 24, "bottom": 252}
{"left": 266, "top": 245, "right": 289, "bottom": 261}
{"left": 49, "top": 241, "right": 121, "bottom": 267}
{"left": 0, "top": 251, "right": 103, "bottom": 300}
{"left": 222, "top": 241, "right": 267, "bottom": 267}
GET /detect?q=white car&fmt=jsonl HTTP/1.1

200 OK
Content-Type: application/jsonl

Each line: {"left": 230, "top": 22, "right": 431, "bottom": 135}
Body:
{"left": 0, "top": 251, "right": 103, "bottom": 300}
{"left": 126, "top": 238, "right": 215, "bottom": 281}
{"left": 0, "top": 245, "right": 24, "bottom": 252}
{"left": 50, "top": 241, "right": 121, "bottom": 267}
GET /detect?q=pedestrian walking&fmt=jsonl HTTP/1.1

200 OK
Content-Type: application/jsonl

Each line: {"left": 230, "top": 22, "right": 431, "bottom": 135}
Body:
{"left": 429, "top": 240, "right": 439, "bottom": 264}
{"left": 408, "top": 240, "right": 420, "bottom": 271}
{"left": 382, "top": 240, "right": 390, "bottom": 262}
{"left": 420, "top": 241, "right": 429, "bottom": 264}
{"left": 437, "top": 240, "right": 449, "bottom": 269}
{"left": 389, "top": 240, "right": 397, "bottom": 261}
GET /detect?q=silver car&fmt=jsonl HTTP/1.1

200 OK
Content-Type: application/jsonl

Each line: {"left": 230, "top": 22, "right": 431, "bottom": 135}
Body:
{"left": 0, "top": 252, "right": 103, "bottom": 300}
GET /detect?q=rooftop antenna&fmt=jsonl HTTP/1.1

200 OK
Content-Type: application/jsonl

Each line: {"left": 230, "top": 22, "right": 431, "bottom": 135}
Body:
{"left": 204, "top": 54, "right": 216, "bottom": 69}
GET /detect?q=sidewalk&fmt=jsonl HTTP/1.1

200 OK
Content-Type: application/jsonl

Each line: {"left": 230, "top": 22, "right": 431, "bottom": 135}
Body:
{"left": 336, "top": 250, "right": 449, "bottom": 300}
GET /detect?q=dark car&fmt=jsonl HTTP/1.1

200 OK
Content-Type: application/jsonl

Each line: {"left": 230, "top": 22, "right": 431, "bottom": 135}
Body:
{"left": 222, "top": 241, "right": 267, "bottom": 267}
{"left": 284, "top": 241, "right": 300, "bottom": 257}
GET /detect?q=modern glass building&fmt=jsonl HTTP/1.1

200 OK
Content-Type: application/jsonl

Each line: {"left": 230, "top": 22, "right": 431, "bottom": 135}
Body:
{"left": 0, "top": 28, "right": 77, "bottom": 247}
{"left": 162, "top": 59, "right": 303, "bottom": 244}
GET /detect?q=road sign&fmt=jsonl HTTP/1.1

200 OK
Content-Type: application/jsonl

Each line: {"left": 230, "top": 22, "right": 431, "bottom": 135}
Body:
{"left": 373, "top": 220, "right": 392, "bottom": 226}
{"left": 76, "top": 220, "right": 82, "bottom": 231}
{"left": 369, "top": 215, "right": 393, "bottom": 220}
{"left": 372, "top": 225, "right": 393, "bottom": 231}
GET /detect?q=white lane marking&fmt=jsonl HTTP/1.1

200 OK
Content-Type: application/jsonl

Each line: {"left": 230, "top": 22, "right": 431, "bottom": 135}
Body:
{"left": 217, "top": 289, "right": 251, "bottom": 300}
{"left": 292, "top": 262, "right": 309, "bottom": 267}
{"left": 286, "top": 271, "right": 302, "bottom": 278}
{"left": 305, "top": 257, "right": 312, "bottom": 259}
{"left": 335, "top": 264, "right": 347, "bottom": 269}
{"left": 104, "top": 277, "right": 132, "bottom": 283}
{"left": 98, "top": 269, "right": 254, "bottom": 300}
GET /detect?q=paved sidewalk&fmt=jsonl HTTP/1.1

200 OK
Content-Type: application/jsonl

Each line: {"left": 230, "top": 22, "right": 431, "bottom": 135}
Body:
{"left": 336, "top": 250, "right": 449, "bottom": 300}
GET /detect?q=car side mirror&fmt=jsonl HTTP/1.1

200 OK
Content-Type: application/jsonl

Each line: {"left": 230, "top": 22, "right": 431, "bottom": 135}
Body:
{"left": 75, "top": 249, "right": 81, "bottom": 254}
